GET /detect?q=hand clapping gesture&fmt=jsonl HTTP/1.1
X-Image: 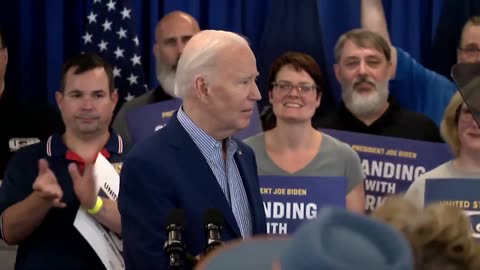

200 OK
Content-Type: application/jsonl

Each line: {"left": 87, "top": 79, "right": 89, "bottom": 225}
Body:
{"left": 69, "top": 163, "right": 97, "bottom": 210}
{"left": 32, "top": 159, "right": 66, "bottom": 208}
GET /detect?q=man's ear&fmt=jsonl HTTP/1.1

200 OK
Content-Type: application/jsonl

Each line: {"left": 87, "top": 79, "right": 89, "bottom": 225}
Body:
{"left": 333, "top": 63, "right": 341, "bottom": 82}
{"left": 111, "top": 89, "right": 119, "bottom": 106}
{"left": 387, "top": 61, "right": 394, "bottom": 79}
{"left": 55, "top": 91, "right": 63, "bottom": 109}
{"left": 193, "top": 76, "right": 209, "bottom": 100}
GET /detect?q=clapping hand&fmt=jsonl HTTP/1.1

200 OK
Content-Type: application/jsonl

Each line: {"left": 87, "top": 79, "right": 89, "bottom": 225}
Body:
{"left": 69, "top": 163, "right": 97, "bottom": 210}
{"left": 32, "top": 159, "right": 66, "bottom": 208}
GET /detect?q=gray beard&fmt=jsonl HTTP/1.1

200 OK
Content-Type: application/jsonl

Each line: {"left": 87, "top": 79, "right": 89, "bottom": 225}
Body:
{"left": 156, "top": 60, "right": 176, "bottom": 97}
{"left": 342, "top": 83, "right": 389, "bottom": 117}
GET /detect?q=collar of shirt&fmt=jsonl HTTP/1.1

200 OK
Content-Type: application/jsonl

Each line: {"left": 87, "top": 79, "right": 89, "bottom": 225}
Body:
{"left": 45, "top": 131, "right": 124, "bottom": 172}
{"left": 338, "top": 96, "right": 401, "bottom": 130}
{"left": 176, "top": 106, "right": 238, "bottom": 162}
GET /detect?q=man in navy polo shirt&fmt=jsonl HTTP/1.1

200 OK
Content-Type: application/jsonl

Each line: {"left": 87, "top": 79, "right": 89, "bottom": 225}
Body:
{"left": 0, "top": 53, "right": 125, "bottom": 270}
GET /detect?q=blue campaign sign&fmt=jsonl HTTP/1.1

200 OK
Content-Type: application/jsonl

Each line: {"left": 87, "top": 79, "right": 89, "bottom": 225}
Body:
{"left": 425, "top": 179, "right": 480, "bottom": 238}
{"left": 321, "top": 128, "right": 453, "bottom": 212}
{"left": 259, "top": 175, "right": 346, "bottom": 235}
{"left": 126, "top": 99, "right": 262, "bottom": 144}
{"left": 126, "top": 98, "right": 182, "bottom": 144}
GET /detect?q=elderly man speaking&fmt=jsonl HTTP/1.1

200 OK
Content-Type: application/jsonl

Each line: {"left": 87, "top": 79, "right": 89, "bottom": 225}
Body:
{"left": 118, "top": 30, "right": 266, "bottom": 270}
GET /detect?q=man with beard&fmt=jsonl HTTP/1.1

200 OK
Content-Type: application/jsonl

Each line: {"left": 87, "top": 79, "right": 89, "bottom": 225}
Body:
{"left": 314, "top": 29, "right": 442, "bottom": 142}
{"left": 112, "top": 11, "right": 200, "bottom": 144}
{"left": 360, "top": 0, "right": 478, "bottom": 126}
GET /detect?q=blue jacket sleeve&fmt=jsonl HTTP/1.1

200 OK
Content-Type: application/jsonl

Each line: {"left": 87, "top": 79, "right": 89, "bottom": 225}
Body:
{"left": 390, "top": 47, "right": 457, "bottom": 125}
{"left": 118, "top": 155, "right": 175, "bottom": 270}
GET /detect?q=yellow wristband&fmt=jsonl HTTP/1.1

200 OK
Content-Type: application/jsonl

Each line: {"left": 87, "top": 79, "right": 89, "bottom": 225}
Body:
{"left": 87, "top": 197, "right": 103, "bottom": 215}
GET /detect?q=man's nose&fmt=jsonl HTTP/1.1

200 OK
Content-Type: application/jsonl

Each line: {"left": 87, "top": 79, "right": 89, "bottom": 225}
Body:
{"left": 358, "top": 61, "right": 368, "bottom": 75}
{"left": 251, "top": 83, "right": 262, "bottom": 101}
{"left": 177, "top": 41, "right": 186, "bottom": 56}
{"left": 82, "top": 97, "right": 94, "bottom": 109}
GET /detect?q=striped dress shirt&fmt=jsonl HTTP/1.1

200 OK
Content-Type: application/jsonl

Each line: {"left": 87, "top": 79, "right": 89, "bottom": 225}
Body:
{"left": 177, "top": 107, "right": 252, "bottom": 238}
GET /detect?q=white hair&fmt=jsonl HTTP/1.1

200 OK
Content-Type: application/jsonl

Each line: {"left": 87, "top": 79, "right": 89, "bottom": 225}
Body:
{"left": 155, "top": 53, "right": 176, "bottom": 97}
{"left": 174, "top": 30, "right": 249, "bottom": 98}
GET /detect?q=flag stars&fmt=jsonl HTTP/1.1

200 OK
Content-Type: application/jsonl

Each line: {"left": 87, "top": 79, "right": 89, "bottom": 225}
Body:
{"left": 130, "top": 54, "right": 141, "bottom": 66}
{"left": 106, "top": 0, "right": 116, "bottom": 11}
{"left": 114, "top": 47, "right": 124, "bottom": 59}
{"left": 102, "top": 19, "right": 112, "bottom": 31}
{"left": 85, "top": 1, "right": 148, "bottom": 101}
{"left": 82, "top": 32, "right": 93, "bottom": 44}
{"left": 124, "top": 92, "right": 135, "bottom": 101}
{"left": 113, "top": 67, "right": 122, "bottom": 78}
{"left": 120, "top": 7, "right": 131, "bottom": 19}
{"left": 127, "top": 73, "right": 138, "bottom": 85}
{"left": 133, "top": 36, "right": 139, "bottom": 47}
{"left": 116, "top": 27, "right": 127, "bottom": 39}
{"left": 87, "top": 12, "right": 97, "bottom": 24}
{"left": 98, "top": 40, "right": 108, "bottom": 51}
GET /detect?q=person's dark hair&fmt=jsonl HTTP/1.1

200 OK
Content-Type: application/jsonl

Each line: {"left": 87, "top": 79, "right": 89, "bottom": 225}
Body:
{"left": 262, "top": 52, "right": 324, "bottom": 130}
{"left": 267, "top": 51, "right": 323, "bottom": 95}
{"left": 59, "top": 53, "right": 114, "bottom": 93}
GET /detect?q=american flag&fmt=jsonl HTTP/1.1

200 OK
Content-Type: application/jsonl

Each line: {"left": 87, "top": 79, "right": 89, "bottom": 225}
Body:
{"left": 81, "top": 0, "right": 148, "bottom": 103}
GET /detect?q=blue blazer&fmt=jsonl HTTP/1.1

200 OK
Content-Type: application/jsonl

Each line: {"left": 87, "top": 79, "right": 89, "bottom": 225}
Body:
{"left": 119, "top": 114, "right": 267, "bottom": 270}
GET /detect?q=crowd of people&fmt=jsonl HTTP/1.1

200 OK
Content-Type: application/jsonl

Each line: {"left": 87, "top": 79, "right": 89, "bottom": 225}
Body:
{"left": 1, "top": 0, "right": 480, "bottom": 269}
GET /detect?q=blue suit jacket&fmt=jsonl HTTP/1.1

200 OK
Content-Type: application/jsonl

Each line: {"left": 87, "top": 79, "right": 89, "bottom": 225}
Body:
{"left": 119, "top": 114, "right": 267, "bottom": 270}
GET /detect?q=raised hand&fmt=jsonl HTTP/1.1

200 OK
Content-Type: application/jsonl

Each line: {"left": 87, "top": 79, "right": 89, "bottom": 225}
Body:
{"left": 69, "top": 163, "right": 97, "bottom": 210}
{"left": 32, "top": 159, "right": 66, "bottom": 208}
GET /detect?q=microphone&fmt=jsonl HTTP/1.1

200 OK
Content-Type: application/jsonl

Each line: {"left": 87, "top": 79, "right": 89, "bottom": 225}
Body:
{"left": 203, "top": 208, "right": 224, "bottom": 255}
{"left": 163, "top": 208, "right": 187, "bottom": 270}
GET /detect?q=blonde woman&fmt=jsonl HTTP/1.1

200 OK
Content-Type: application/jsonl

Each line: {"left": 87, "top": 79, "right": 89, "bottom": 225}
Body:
{"left": 405, "top": 92, "right": 480, "bottom": 207}
{"left": 373, "top": 196, "right": 480, "bottom": 270}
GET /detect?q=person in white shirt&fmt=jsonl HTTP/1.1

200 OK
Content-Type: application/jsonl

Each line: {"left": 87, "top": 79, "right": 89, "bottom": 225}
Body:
{"left": 405, "top": 91, "right": 480, "bottom": 207}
